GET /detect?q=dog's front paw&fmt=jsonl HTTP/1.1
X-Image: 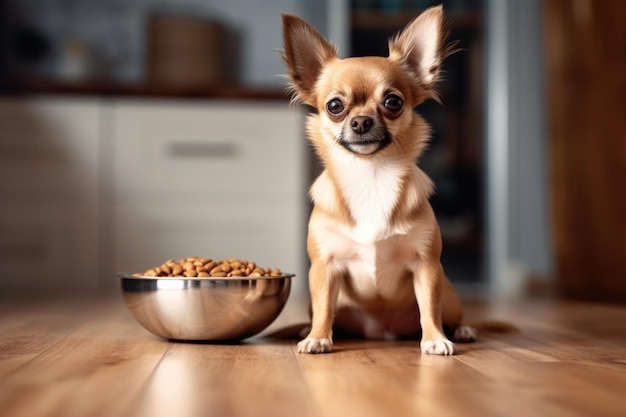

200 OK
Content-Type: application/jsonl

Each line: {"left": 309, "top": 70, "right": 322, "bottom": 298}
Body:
{"left": 297, "top": 337, "right": 332, "bottom": 354}
{"left": 421, "top": 338, "right": 455, "bottom": 355}
{"left": 454, "top": 325, "right": 477, "bottom": 343}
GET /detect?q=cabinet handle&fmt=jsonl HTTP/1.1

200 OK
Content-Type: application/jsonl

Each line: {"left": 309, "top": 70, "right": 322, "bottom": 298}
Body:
{"left": 168, "top": 142, "right": 238, "bottom": 159}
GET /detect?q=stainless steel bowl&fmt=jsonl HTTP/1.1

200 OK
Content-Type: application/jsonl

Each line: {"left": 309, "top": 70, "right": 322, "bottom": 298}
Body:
{"left": 120, "top": 273, "right": 293, "bottom": 341}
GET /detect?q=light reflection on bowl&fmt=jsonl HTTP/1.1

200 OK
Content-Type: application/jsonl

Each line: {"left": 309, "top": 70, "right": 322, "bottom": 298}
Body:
{"left": 119, "top": 273, "right": 293, "bottom": 341}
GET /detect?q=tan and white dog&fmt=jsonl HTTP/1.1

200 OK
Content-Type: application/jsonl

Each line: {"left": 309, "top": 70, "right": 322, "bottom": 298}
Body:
{"left": 281, "top": 5, "right": 476, "bottom": 355}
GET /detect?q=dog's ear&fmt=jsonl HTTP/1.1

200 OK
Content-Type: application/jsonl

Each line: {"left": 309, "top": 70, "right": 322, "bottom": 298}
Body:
{"left": 388, "top": 5, "right": 446, "bottom": 96}
{"left": 281, "top": 14, "right": 337, "bottom": 106}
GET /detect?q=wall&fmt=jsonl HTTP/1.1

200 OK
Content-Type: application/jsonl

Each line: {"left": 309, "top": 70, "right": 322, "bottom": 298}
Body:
{"left": 1, "top": 0, "right": 327, "bottom": 86}
{"left": 546, "top": 0, "right": 626, "bottom": 302}
{"left": 486, "top": 0, "right": 553, "bottom": 299}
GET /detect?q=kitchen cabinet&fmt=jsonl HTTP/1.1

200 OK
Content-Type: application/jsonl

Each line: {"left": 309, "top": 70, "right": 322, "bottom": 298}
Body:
{"left": 110, "top": 101, "right": 304, "bottom": 198}
{"left": 107, "top": 100, "right": 307, "bottom": 293}
{"left": 0, "top": 98, "right": 100, "bottom": 292}
{"left": 0, "top": 97, "right": 308, "bottom": 294}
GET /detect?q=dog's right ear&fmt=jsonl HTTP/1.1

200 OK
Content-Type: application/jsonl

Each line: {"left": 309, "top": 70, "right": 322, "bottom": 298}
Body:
{"left": 388, "top": 5, "right": 446, "bottom": 100}
{"left": 281, "top": 14, "right": 337, "bottom": 106}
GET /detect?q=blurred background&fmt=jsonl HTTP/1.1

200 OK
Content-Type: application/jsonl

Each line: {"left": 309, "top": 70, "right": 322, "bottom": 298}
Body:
{"left": 0, "top": 0, "right": 623, "bottom": 302}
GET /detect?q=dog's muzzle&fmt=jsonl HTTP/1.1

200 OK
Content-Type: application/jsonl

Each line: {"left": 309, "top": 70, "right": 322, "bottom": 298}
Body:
{"left": 339, "top": 119, "right": 391, "bottom": 155}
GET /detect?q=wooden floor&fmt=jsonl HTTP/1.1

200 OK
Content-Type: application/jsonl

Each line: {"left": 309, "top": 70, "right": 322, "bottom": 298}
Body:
{"left": 1, "top": 294, "right": 625, "bottom": 417}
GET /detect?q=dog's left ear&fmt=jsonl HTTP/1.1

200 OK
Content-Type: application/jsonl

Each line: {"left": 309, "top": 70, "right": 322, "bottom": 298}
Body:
{"left": 389, "top": 5, "right": 445, "bottom": 94}
{"left": 281, "top": 14, "right": 338, "bottom": 106}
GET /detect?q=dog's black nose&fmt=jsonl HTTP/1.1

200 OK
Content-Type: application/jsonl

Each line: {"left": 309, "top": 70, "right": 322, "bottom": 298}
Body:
{"left": 351, "top": 116, "right": 373, "bottom": 134}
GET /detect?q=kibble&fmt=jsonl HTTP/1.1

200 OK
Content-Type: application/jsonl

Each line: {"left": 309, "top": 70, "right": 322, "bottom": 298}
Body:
{"left": 133, "top": 257, "right": 282, "bottom": 278}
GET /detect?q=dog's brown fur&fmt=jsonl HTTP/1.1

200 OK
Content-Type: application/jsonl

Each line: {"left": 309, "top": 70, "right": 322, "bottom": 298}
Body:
{"left": 282, "top": 6, "right": 476, "bottom": 355}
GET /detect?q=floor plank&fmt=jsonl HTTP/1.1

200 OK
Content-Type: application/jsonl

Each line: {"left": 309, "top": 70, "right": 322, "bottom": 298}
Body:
{"left": 124, "top": 340, "right": 318, "bottom": 417}
{"left": 0, "top": 298, "right": 104, "bottom": 378}
{"left": 0, "top": 296, "right": 624, "bottom": 417}
{"left": 0, "top": 298, "right": 169, "bottom": 417}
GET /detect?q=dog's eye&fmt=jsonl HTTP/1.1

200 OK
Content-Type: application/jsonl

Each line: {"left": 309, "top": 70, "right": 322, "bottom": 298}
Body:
{"left": 383, "top": 94, "right": 404, "bottom": 112}
{"left": 326, "top": 99, "right": 345, "bottom": 115}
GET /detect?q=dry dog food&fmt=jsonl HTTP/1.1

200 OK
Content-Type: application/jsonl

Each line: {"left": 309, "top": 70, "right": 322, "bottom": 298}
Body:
{"left": 134, "top": 257, "right": 283, "bottom": 278}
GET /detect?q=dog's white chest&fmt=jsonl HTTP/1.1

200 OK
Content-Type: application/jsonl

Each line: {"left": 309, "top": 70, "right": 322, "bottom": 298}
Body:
{"left": 336, "top": 157, "right": 406, "bottom": 243}
{"left": 332, "top": 235, "right": 411, "bottom": 300}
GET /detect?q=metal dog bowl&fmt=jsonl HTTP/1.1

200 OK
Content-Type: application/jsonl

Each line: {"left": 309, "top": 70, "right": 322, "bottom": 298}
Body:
{"left": 120, "top": 273, "right": 293, "bottom": 341}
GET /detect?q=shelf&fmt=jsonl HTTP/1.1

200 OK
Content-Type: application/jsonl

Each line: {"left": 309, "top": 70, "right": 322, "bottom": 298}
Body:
{"left": 0, "top": 77, "right": 288, "bottom": 101}
{"left": 351, "top": 10, "right": 484, "bottom": 31}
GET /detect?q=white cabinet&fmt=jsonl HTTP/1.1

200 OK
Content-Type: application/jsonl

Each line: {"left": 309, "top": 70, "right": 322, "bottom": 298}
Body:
{"left": 0, "top": 97, "right": 308, "bottom": 295}
{"left": 107, "top": 100, "right": 308, "bottom": 294}
{"left": 112, "top": 201, "right": 302, "bottom": 277}
{"left": 110, "top": 101, "right": 304, "bottom": 198}
{"left": 0, "top": 98, "right": 100, "bottom": 292}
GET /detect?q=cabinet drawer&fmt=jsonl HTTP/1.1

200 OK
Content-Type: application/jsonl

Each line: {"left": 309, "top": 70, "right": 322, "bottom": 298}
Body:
{"left": 112, "top": 101, "right": 304, "bottom": 199}
{"left": 0, "top": 203, "right": 98, "bottom": 292}
{"left": 0, "top": 98, "right": 100, "bottom": 196}
{"left": 111, "top": 201, "right": 306, "bottom": 293}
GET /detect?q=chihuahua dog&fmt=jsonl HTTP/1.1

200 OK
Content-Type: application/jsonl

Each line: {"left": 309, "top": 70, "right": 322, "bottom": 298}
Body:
{"left": 281, "top": 5, "right": 476, "bottom": 355}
